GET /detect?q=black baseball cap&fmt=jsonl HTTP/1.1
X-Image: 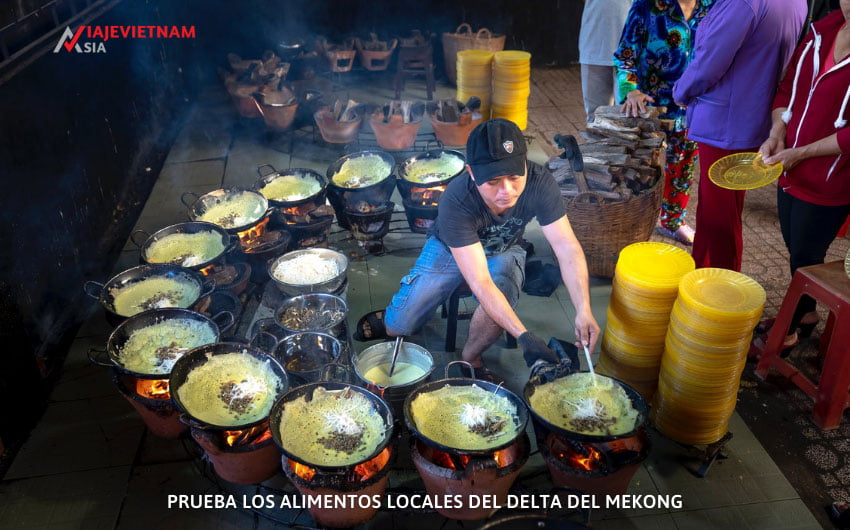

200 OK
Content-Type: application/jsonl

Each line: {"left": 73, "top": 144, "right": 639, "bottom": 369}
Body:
{"left": 466, "top": 118, "right": 527, "bottom": 185}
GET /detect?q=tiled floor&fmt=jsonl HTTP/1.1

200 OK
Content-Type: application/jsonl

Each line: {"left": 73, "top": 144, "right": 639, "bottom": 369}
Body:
{"left": 0, "top": 67, "right": 837, "bottom": 529}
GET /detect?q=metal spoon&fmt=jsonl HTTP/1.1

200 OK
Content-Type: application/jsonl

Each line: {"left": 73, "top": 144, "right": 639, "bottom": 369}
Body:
{"left": 387, "top": 336, "right": 404, "bottom": 377}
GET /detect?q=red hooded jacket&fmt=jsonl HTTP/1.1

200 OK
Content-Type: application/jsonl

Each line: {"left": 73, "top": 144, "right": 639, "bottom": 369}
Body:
{"left": 774, "top": 10, "right": 850, "bottom": 206}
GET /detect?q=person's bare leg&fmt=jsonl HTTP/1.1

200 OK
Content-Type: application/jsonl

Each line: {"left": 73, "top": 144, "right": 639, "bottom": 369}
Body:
{"left": 461, "top": 305, "right": 505, "bottom": 367}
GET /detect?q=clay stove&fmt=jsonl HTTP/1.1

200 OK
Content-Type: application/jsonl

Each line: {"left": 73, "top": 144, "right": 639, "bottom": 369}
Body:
{"left": 234, "top": 216, "right": 292, "bottom": 283}
{"left": 398, "top": 183, "right": 447, "bottom": 234}
{"left": 275, "top": 203, "right": 335, "bottom": 250}
{"left": 411, "top": 433, "right": 530, "bottom": 520}
{"left": 191, "top": 422, "right": 281, "bottom": 484}
{"left": 337, "top": 201, "right": 395, "bottom": 242}
{"left": 281, "top": 443, "right": 396, "bottom": 527}
{"left": 537, "top": 427, "right": 650, "bottom": 496}
{"left": 111, "top": 370, "right": 186, "bottom": 438}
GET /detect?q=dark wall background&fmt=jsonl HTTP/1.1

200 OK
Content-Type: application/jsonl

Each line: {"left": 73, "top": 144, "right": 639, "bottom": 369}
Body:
{"left": 0, "top": 0, "right": 581, "bottom": 445}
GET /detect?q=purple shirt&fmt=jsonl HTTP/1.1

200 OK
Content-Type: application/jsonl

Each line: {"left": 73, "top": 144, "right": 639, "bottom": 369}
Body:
{"left": 673, "top": 0, "right": 807, "bottom": 149}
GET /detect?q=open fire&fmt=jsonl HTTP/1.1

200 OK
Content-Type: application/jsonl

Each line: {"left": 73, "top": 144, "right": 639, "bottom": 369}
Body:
{"left": 135, "top": 378, "right": 171, "bottom": 400}
{"left": 409, "top": 184, "right": 447, "bottom": 206}
{"left": 237, "top": 216, "right": 286, "bottom": 253}
{"left": 426, "top": 446, "right": 514, "bottom": 471}
{"left": 289, "top": 446, "right": 392, "bottom": 483}
{"left": 223, "top": 424, "right": 273, "bottom": 448}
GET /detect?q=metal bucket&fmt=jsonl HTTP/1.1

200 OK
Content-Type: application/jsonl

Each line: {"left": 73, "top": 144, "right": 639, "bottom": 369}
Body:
{"left": 353, "top": 341, "right": 434, "bottom": 420}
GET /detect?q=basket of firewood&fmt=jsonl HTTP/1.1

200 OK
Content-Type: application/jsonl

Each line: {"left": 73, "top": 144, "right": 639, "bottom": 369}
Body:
{"left": 553, "top": 106, "right": 669, "bottom": 278}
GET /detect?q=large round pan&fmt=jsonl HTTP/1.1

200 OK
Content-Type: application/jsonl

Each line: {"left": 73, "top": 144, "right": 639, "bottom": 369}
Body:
{"left": 269, "top": 380, "right": 394, "bottom": 472}
{"left": 88, "top": 308, "right": 233, "bottom": 379}
{"left": 169, "top": 342, "right": 289, "bottom": 430}
{"left": 254, "top": 165, "right": 328, "bottom": 209}
{"left": 131, "top": 221, "right": 235, "bottom": 271}
{"left": 523, "top": 372, "right": 648, "bottom": 443}
{"left": 84, "top": 264, "right": 215, "bottom": 324}
{"left": 403, "top": 361, "right": 529, "bottom": 456}
{"left": 181, "top": 187, "right": 272, "bottom": 233}
{"left": 397, "top": 148, "right": 466, "bottom": 187}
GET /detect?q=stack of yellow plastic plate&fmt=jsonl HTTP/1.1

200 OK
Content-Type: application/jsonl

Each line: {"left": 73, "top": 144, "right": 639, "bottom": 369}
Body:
{"left": 596, "top": 242, "right": 695, "bottom": 401}
{"left": 653, "top": 268, "right": 765, "bottom": 445}
{"left": 491, "top": 51, "right": 531, "bottom": 130}
{"left": 457, "top": 50, "right": 494, "bottom": 120}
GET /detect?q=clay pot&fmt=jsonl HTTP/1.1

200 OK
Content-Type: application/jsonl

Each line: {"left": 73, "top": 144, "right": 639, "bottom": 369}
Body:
{"left": 370, "top": 114, "right": 423, "bottom": 150}
{"left": 429, "top": 113, "right": 483, "bottom": 147}
{"left": 253, "top": 92, "right": 299, "bottom": 131}
{"left": 314, "top": 109, "right": 362, "bottom": 144}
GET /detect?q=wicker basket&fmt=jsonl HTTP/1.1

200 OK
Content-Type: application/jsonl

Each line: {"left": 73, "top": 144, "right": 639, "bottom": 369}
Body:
{"left": 442, "top": 23, "right": 505, "bottom": 85}
{"left": 564, "top": 178, "right": 663, "bottom": 278}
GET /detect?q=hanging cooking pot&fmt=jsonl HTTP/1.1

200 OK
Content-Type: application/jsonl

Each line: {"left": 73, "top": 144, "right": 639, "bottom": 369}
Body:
{"left": 254, "top": 165, "right": 328, "bottom": 210}
{"left": 404, "top": 361, "right": 529, "bottom": 456}
{"left": 88, "top": 308, "right": 233, "bottom": 380}
{"left": 269, "top": 378, "right": 394, "bottom": 472}
{"left": 169, "top": 341, "right": 289, "bottom": 430}
{"left": 84, "top": 264, "right": 215, "bottom": 325}
{"left": 130, "top": 221, "right": 235, "bottom": 271}
{"left": 181, "top": 187, "right": 273, "bottom": 233}
{"left": 523, "top": 372, "right": 648, "bottom": 443}
{"left": 326, "top": 150, "right": 396, "bottom": 228}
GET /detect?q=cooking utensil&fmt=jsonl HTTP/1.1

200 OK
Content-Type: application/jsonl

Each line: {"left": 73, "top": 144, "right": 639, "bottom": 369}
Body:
{"left": 84, "top": 264, "right": 215, "bottom": 325}
{"left": 325, "top": 150, "right": 397, "bottom": 229}
{"left": 267, "top": 247, "right": 349, "bottom": 297}
{"left": 254, "top": 165, "right": 328, "bottom": 208}
{"left": 181, "top": 187, "right": 272, "bottom": 233}
{"left": 403, "top": 361, "right": 529, "bottom": 456}
{"left": 268, "top": 380, "right": 395, "bottom": 472}
{"left": 708, "top": 152, "right": 783, "bottom": 190}
{"left": 397, "top": 148, "right": 466, "bottom": 187}
{"left": 169, "top": 341, "right": 289, "bottom": 430}
{"left": 387, "top": 336, "right": 403, "bottom": 377}
{"left": 523, "top": 372, "right": 648, "bottom": 442}
{"left": 131, "top": 221, "right": 235, "bottom": 271}
{"left": 88, "top": 308, "right": 232, "bottom": 379}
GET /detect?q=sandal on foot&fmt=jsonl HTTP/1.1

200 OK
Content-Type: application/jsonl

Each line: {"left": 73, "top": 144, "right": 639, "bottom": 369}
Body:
{"left": 660, "top": 225, "right": 694, "bottom": 246}
{"left": 755, "top": 318, "right": 776, "bottom": 335}
{"left": 472, "top": 365, "right": 505, "bottom": 385}
{"left": 748, "top": 332, "right": 798, "bottom": 361}
{"left": 353, "top": 310, "right": 389, "bottom": 342}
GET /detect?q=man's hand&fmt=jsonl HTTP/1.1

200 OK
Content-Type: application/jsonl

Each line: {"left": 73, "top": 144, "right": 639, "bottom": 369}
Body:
{"left": 574, "top": 310, "right": 600, "bottom": 353}
{"left": 519, "top": 331, "right": 559, "bottom": 366}
{"left": 621, "top": 90, "right": 655, "bottom": 117}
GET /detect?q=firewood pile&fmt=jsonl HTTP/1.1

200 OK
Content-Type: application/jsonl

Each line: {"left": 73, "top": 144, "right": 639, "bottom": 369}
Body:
{"left": 550, "top": 106, "right": 669, "bottom": 202}
{"left": 328, "top": 98, "right": 362, "bottom": 122}
{"left": 426, "top": 97, "right": 481, "bottom": 124}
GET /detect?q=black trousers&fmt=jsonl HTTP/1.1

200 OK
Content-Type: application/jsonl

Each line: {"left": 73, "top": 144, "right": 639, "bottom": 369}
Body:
{"left": 777, "top": 187, "right": 850, "bottom": 328}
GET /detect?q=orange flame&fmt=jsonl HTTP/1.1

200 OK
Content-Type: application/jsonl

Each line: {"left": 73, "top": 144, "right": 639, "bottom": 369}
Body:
{"left": 291, "top": 460, "right": 317, "bottom": 481}
{"left": 557, "top": 444, "right": 603, "bottom": 471}
{"left": 198, "top": 263, "right": 217, "bottom": 277}
{"left": 410, "top": 185, "right": 447, "bottom": 206}
{"left": 135, "top": 379, "right": 170, "bottom": 400}
{"left": 237, "top": 217, "right": 270, "bottom": 247}
{"left": 353, "top": 446, "right": 391, "bottom": 481}
{"left": 222, "top": 425, "right": 270, "bottom": 448}
{"left": 493, "top": 448, "right": 512, "bottom": 468}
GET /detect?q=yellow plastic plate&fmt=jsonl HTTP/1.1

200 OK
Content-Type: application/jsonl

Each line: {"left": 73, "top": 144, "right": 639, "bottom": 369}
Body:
{"left": 678, "top": 268, "right": 766, "bottom": 316}
{"left": 708, "top": 152, "right": 783, "bottom": 190}
{"left": 616, "top": 242, "right": 695, "bottom": 289}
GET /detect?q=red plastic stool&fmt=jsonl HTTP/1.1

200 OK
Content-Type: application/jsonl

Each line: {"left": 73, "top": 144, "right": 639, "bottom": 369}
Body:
{"left": 755, "top": 261, "right": 850, "bottom": 429}
{"left": 837, "top": 215, "right": 850, "bottom": 238}
{"left": 441, "top": 282, "right": 518, "bottom": 352}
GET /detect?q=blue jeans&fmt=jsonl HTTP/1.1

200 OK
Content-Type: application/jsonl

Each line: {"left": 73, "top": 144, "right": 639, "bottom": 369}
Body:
{"left": 384, "top": 237, "right": 526, "bottom": 336}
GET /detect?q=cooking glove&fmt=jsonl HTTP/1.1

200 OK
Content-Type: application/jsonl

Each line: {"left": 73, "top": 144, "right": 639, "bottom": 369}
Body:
{"left": 526, "top": 337, "right": 580, "bottom": 384}
{"left": 519, "top": 331, "right": 560, "bottom": 366}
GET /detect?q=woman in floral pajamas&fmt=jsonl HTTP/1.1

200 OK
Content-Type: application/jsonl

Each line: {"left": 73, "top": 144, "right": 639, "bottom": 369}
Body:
{"left": 613, "top": 0, "right": 714, "bottom": 245}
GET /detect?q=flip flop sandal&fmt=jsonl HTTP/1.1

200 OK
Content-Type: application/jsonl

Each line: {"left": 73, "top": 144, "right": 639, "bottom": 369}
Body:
{"left": 472, "top": 365, "right": 505, "bottom": 385}
{"left": 353, "top": 310, "right": 389, "bottom": 342}
{"left": 748, "top": 331, "right": 797, "bottom": 361}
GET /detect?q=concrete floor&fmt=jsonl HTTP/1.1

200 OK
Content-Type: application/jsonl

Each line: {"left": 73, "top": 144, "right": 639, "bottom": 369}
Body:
{"left": 0, "top": 66, "right": 842, "bottom": 529}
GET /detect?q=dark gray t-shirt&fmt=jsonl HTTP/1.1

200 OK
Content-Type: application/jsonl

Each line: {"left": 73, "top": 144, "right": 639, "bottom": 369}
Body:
{"left": 431, "top": 161, "right": 566, "bottom": 255}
